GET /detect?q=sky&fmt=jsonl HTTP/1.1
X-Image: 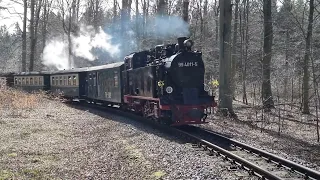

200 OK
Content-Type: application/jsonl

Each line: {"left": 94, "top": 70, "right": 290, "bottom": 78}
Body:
{"left": 0, "top": 0, "right": 24, "bottom": 32}
{"left": 0, "top": 0, "right": 285, "bottom": 34}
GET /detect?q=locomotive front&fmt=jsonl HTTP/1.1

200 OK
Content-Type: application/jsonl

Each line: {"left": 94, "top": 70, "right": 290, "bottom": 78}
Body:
{"left": 159, "top": 37, "right": 216, "bottom": 125}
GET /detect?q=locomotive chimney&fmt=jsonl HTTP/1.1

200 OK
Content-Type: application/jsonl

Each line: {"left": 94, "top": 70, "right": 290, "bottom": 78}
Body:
{"left": 177, "top": 37, "right": 187, "bottom": 50}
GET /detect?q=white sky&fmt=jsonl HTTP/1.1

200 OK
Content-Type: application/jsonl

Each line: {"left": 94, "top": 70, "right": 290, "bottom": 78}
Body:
{"left": 0, "top": 0, "right": 24, "bottom": 32}
{"left": 0, "top": 0, "right": 284, "bottom": 34}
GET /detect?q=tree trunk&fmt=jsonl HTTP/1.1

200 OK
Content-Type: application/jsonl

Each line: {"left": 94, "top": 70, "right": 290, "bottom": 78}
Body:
{"left": 214, "top": 0, "right": 219, "bottom": 46}
{"left": 68, "top": 7, "right": 73, "bottom": 69}
{"left": 219, "top": 0, "right": 235, "bottom": 117}
{"left": 284, "top": 30, "right": 289, "bottom": 100}
{"left": 29, "top": 0, "right": 35, "bottom": 71}
{"left": 22, "top": 0, "right": 27, "bottom": 72}
{"left": 262, "top": 0, "right": 274, "bottom": 111}
{"left": 231, "top": 0, "right": 239, "bottom": 100}
{"left": 156, "top": 0, "right": 166, "bottom": 44}
{"left": 135, "top": 0, "right": 139, "bottom": 50}
{"left": 302, "top": 0, "right": 314, "bottom": 114}
{"left": 121, "top": 0, "right": 130, "bottom": 56}
{"left": 113, "top": 0, "right": 117, "bottom": 22}
{"left": 29, "top": 0, "right": 43, "bottom": 71}
{"left": 182, "top": 0, "right": 189, "bottom": 23}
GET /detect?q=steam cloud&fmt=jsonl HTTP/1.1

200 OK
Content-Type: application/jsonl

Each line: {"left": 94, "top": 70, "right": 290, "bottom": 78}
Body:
{"left": 42, "top": 25, "right": 120, "bottom": 70}
{"left": 151, "top": 15, "right": 190, "bottom": 37}
{"left": 42, "top": 15, "right": 189, "bottom": 70}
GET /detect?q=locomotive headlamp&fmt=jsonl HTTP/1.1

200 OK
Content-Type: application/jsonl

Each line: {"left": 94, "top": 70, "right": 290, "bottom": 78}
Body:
{"left": 184, "top": 39, "right": 194, "bottom": 48}
{"left": 166, "top": 86, "right": 173, "bottom": 94}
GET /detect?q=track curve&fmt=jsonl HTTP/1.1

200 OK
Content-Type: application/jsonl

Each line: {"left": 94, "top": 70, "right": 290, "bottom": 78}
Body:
{"left": 174, "top": 125, "right": 320, "bottom": 180}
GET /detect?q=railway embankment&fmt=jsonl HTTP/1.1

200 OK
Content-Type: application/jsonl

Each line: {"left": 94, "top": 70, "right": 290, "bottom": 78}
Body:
{"left": 0, "top": 89, "right": 250, "bottom": 179}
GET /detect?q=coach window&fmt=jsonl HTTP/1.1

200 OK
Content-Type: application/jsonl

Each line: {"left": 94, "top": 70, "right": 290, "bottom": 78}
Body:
{"left": 59, "top": 76, "right": 63, "bottom": 85}
{"left": 30, "top": 77, "right": 34, "bottom": 85}
{"left": 18, "top": 78, "right": 21, "bottom": 85}
{"left": 26, "top": 77, "right": 29, "bottom": 85}
{"left": 73, "top": 76, "right": 77, "bottom": 86}
{"left": 39, "top": 77, "right": 43, "bottom": 86}
{"left": 68, "top": 76, "right": 71, "bottom": 85}
{"left": 93, "top": 74, "right": 96, "bottom": 86}
{"left": 51, "top": 77, "right": 54, "bottom": 85}
{"left": 22, "top": 78, "right": 25, "bottom": 85}
{"left": 64, "top": 76, "right": 67, "bottom": 85}
{"left": 114, "top": 71, "right": 118, "bottom": 87}
{"left": 34, "top": 77, "right": 38, "bottom": 85}
{"left": 15, "top": 78, "right": 18, "bottom": 85}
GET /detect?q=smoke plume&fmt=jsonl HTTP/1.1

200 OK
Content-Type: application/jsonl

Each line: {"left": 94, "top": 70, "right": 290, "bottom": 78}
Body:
{"left": 42, "top": 25, "right": 120, "bottom": 70}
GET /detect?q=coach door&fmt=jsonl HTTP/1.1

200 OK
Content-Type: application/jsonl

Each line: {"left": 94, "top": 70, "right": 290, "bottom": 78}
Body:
{"left": 87, "top": 72, "right": 98, "bottom": 99}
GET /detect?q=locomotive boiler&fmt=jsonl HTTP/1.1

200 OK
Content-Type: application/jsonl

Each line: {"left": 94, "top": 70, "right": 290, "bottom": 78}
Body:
{"left": 122, "top": 37, "right": 216, "bottom": 125}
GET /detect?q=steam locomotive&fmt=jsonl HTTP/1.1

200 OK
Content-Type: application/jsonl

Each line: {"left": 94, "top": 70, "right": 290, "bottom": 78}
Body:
{"left": 0, "top": 37, "right": 217, "bottom": 126}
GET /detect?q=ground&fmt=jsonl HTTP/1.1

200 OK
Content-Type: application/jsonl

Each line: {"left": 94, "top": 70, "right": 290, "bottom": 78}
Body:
{"left": 0, "top": 89, "right": 256, "bottom": 180}
{"left": 200, "top": 100, "right": 320, "bottom": 172}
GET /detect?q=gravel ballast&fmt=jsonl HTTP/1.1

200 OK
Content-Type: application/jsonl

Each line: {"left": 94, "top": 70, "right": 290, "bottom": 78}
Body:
{"left": 0, "top": 93, "right": 258, "bottom": 179}
{"left": 199, "top": 100, "right": 320, "bottom": 172}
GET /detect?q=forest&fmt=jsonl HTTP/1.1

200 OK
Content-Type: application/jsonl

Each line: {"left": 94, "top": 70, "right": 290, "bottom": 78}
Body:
{"left": 0, "top": 0, "right": 320, "bottom": 136}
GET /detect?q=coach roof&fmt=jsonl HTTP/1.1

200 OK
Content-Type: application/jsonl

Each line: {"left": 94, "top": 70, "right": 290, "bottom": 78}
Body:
{"left": 50, "top": 62, "right": 124, "bottom": 74}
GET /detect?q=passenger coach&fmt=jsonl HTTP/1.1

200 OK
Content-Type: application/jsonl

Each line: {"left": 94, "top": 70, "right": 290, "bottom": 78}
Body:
{"left": 84, "top": 62, "right": 124, "bottom": 105}
{"left": 13, "top": 72, "right": 51, "bottom": 92}
{"left": 0, "top": 73, "right": 14, "bottom": 89}
{"left": 49, "top": 68, "right": 87, "bottom": 98}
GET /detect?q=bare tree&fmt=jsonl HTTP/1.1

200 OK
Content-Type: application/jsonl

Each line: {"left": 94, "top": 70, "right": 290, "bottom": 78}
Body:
{"left": 262, "top": 0, "right": 274, "bottom": 111}
{"left": 29, "top": 0, "right": 43, "bottom": 71}
{"left": 302, "top": 0, "right": 315, "bottom": 114}
{"left": 60, "top": 0, "right": 80, "bottom": 68}
{"left": 231, "top": 0, "right": 240, "bottom": 99}
{"left": 182, "top": 0, "right": 189, "bottom": 23}
{"left": 121, "top": 0, "right": 132, "bottom": 56}
{"left": 219, "top": 0, "right": 234, "bottom": 117}
{"left": 22, "top": 0, "right": 27, "bottom": 72}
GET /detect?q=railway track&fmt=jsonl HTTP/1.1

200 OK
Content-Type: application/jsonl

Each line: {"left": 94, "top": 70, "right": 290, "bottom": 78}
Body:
{"left": 68, "top": 100, "right": 320, "bottom": 180}
{"left": 174, "top": 125, "right": 320, "bottom": 180}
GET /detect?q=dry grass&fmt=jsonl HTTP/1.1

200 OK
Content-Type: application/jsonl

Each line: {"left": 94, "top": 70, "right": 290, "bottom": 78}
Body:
{"left": 0, "top": 88, "right": 51, "bottom": 117}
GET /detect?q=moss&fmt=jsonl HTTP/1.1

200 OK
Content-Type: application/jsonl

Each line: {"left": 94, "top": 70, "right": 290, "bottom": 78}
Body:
{"left": 22, "top": 169, "right": 42, "bottom": 179}
{"left": 0, "top": 170, "right": 15, "bottom": 180}
{"left": 7, "top": 153, "right": 17, "bottom": 157}
{"left": 150, "top": 170, "right": 166, "bottom": 179}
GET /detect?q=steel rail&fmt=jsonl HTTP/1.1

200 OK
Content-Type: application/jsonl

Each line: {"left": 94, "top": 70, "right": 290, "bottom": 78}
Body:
{"left": 174, "top": 128, "right": 283, "bottom": 180}
{"left": 199, "top": 128, "right": 320, "bottom": 180}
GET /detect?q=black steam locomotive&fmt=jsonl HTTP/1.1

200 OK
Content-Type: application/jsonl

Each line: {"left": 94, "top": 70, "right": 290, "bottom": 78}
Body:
{"left": 122, "top": 37, "right": 216, "bottom": 125}
{"left": 0, "top": 37, "right": 217, "bottom": 126}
